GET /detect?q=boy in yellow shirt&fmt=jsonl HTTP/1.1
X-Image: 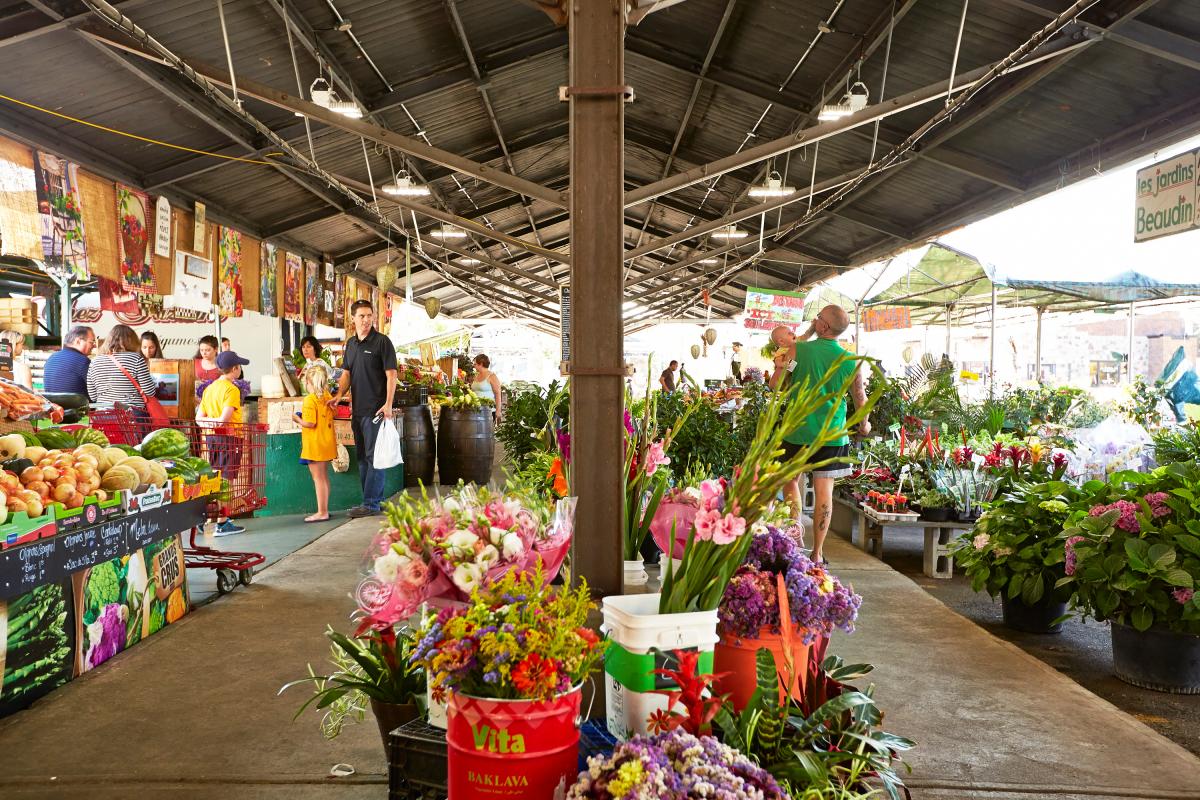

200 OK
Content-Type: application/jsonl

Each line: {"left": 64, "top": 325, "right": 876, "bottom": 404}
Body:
{"left": 197, "top": 350, "right": 249, "bottom": 536}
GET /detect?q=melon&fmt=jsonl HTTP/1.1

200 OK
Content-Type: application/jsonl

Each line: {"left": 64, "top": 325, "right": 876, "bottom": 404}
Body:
{"left": 120, "top": 456, "right": 153, "bottom": 486}
{"left": 146, "top": 461, "right": 169, "bottom": 488}
{"left": 140, "top": 429, "right": 190, "bottom": 460}
{"left": 100, "top": 464, "right": 139, "bottom": 492}
{"left": 103, "top": 447, "right": 128, "bottom": 468}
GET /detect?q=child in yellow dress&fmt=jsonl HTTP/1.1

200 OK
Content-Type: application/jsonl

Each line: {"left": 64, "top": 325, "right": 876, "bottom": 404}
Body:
{"left": 294, "top": 363, "right": 336, "bottom": 522}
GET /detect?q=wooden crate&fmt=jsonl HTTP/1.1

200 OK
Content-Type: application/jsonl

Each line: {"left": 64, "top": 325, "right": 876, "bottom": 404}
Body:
{"left": 0, "top": 298, "right": 36, "bottom": 335}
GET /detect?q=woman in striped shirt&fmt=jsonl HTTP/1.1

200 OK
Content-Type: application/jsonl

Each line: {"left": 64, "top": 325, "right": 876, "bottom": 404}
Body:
{"left": 87, "top": 324, "right": 157, "bottom": 410}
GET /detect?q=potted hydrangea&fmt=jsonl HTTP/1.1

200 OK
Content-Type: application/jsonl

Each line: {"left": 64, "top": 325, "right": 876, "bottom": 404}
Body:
{"left": 1057, "top": 463, "right": 1200, "bottom": 692}
{"left": 951, "top": 476, "right": 1080, "bottom": 634}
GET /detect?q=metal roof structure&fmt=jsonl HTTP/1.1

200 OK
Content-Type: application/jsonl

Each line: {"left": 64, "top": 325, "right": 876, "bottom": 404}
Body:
{"left": 1, "top": 0, "right": 1198, "bottom": 324}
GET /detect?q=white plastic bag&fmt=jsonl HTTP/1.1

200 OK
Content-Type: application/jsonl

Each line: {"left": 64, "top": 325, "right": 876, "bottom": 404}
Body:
{"left": 372, "top": 415, "right": 404, "bottom": 470}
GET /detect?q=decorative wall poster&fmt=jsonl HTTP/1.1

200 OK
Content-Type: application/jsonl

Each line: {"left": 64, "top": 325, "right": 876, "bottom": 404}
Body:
{"left": 260, "top": 243, "right": 278, "bottom": 317}
{"left": 167, "top": 251, "right": 214, "bottom": 312}
{"left": 34, "top": 151, "right": 89, "bottom": 280}
{"left": 193, "top": 201, "right": 206, "bottom": 253}
{"left": 861, "top": 306, "right": 912, "bottom": 332}
{"left": 154, "top": 195, "right": 171, "bottom": 258}
{"left": 283, "top": 252, "right": 302, "bottom": 322}
{"left": 217, "top": 227, "right": 243, "bottom": 317}
{"left": 318, "top": 261, "right": 334, "bottom": 325}
{"left": 383, "top": 292, "right": 394, "bottom": 335}
{"left": 333, "top": 274, "right": 345, "bottom": 328}
{"left": 115, "top": 185, "right": 156, "bottom": 294}
{"left": 742, "top": 287, "right": 806, "bottom": 331}
{"left": 98, "top": 275, "right": 141, "bottom": 315}
{"left": 0, "top": 579, "right": 76, "bottom": 717}
{"left": 303, "top": 259, "right": 318, "bottom": 326}
{"left": 0, "top": 139, "right": 43, "bottom": 260}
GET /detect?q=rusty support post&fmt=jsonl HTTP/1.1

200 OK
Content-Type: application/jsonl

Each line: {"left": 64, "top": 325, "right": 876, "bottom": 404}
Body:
{"left": 569, "top": 0, "right": 625, "bottom": 598}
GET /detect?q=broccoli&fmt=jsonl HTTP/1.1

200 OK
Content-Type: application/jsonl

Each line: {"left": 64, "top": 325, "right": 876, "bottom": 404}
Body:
{"left": 147, "top": 600, "right": 166, "bottom": 635}
{"left": 84, "top": 560, "right": 122, "bottom": 622}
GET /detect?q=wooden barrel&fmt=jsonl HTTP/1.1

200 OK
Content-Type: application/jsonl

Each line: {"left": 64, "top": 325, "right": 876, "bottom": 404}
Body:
{"left": 437, "top": 408, "right": 494, "bottom": 486}
{"left": 399, "top": 404, "right": 436, "bottom": 488}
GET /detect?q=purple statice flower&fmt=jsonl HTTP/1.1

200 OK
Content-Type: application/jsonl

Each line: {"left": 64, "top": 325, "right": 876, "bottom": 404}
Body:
{"left": 658, "top": 730, "right": 784, "bottom": 798}
{"left": 1064, "top": 535, "right": 1086, "bottom": 576}
{"left": 745, "top": 527, "right": 803, "bottom": 573}
{"left": 718, "top": 568, "right": 778, "bottom": 639}
{"left": 1173, "top": 588, "right": 1195, "bottom": 605}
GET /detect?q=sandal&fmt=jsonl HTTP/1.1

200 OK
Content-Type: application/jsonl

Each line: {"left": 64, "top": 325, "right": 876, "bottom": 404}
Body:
{"left": 304, "top": 514, "right": 331, "bottom": 523}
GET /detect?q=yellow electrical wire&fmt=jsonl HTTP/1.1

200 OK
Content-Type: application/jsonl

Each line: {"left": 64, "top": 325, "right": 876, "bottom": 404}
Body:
{"left": 0, "top": 92, "right": 285, "bottom": 166}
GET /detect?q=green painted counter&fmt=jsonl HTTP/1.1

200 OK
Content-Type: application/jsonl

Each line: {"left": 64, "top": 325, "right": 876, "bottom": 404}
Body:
{"left": 260, "top": 432, "right": 404, "bottom": 517}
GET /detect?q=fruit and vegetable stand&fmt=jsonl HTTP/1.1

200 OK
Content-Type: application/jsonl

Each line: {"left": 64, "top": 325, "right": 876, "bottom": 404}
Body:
{"left": 0, "top": 496, "right": 207, "bottom": 717}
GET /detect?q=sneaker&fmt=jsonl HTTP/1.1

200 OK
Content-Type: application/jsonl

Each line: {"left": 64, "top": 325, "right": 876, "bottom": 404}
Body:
{"left": 347, "top": 506, "right": 380, "bottom": 518}
{"left": 214, "top": 520, "right": 245, "bottom": 536}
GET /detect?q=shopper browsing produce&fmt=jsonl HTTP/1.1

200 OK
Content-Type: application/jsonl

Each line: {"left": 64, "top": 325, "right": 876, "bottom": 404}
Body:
{"left": 771, "top": 305, "right": 869, "bottom": 563}
{"left": 0, "top": 330, "right": 31, "bottom": 388}
{"left": 330, "top": 299, "right": 396, "bottom": 518}
{"left": 470, "top": 353, "right": 503, "bottom": 420}
{"left": 42, "top": 325, "right": 95, "bottom": 395}
{"left": 197, "top": 350, "right": 251, "bottom": 536}
{"left": 294, "top": 362, "right": 335, "bottom": 523}
{"left": 140, "top": 330, "right": 162, "bottom": 360}
{"left": 87, "top": 325, "right": 157, "bottom": 414}
{"left": 659, "top": 359, "right": 679, "bottom": 392}
{"left": 730, "top": 341, "right": 744, "bottom": 383}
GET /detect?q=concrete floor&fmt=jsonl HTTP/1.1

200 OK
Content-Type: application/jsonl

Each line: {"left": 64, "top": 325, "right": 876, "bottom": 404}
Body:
{"left": 3, "top": 510, "right": 1200, "bottom": 798}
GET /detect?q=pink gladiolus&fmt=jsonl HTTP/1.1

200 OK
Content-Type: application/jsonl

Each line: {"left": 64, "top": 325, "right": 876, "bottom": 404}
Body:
{"left": 699, "top": 479, "right": 725, "bottom": 512}
{"left": 711, "top": 513, "right": 747, "bottom": 545}
{"left": 644, "top": 440, "right": 671, "bottom": 476}
{"left": 693, "top": 508, "right": 720, "bottom": 541}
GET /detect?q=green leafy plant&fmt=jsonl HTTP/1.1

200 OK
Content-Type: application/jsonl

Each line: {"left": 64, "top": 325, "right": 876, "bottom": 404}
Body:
{"left": 280, "top": 626, "right": 426, "bottom": 739}
{"left": 917, "top": 488, "right": 954, "bottom": 509}
{"left": 1151, "top": 421, "right": 1200, "bottom": 466}
{"left": 495, "top": 381, "right": 569, "bottom": 470}
{"left": 730, "top": 380, "right": 772, "bottom": 468}
{"left": 1117, "top": 375, "right": 1168, "bottom": 429}
{"left": 951, "top": 480, "right": 1082, "bottom": 604}
{"left": 654, "top": 391, "right": 737, "bottom": 478}
{"left": 1057, "top": 463, "right": 1200, "bottom": 633}
{"left": 709, "top": 648, "right": 914, "bottom": 800}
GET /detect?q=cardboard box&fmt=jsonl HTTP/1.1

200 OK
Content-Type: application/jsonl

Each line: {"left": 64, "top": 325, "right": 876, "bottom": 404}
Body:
{"left": 335, "top": 418, "right": 355, "bottom": 446}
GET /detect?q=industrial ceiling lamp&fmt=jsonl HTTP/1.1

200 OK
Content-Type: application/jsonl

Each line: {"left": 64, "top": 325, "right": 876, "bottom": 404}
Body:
{"left": 457, "top": 257, "right": 481, "bottom": 265}
{"left": 376, "top": 261, "right": 398, "bottom": 291}
{"left": 424, "top": 297, "right": 442, "bottom": 319}
{"left": 818, "top": 81, "right": 869, "bottom": 122}
{"left": 382, "top": 171, "right": 430, "bottom": 197}
{"left": 308, "top": 77, "right": 363, "bottom": 118}
{"left": 711, "top": 224, "right": 748, "bottom": 240}
{"left": 748, "top": 171, "right": 796, "bottom": 198}
{"left": 430, "top": 225, "right": 467, "bottom": 240}
{"left": 704, "top": 328, "right": 717, "bottom": 345}
{"left": 699, "top": 257, "right": 720, "bottom": 264}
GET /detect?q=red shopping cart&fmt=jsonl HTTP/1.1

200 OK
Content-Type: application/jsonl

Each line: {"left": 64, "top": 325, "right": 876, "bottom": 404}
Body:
{"left": 90, "top": 408, "right": 268, "bottom": 594}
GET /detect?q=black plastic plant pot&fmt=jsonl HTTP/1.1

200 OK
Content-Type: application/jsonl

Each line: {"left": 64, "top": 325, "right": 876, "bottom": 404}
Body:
{"left": 1111, "top": 623, "right": 1200, "bottom": 694}
{"left": 956, "top": 509, "right": 981, "bottom": 523}
{"left": 1001, "top": 594, "right": 1068, "bottom": 634}
{"left": 921, "top": 506, "right": 954, "bottom": 522}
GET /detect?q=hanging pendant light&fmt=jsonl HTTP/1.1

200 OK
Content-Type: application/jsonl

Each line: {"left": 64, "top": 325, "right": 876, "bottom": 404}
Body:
{"left": 690, "top": 343, "right": 701, "bottom": 359}
{"left": 376, "top": 261, "right": 398, "bottom": 291}
{"left": 704, "top": 328, "right": 717, "bottom": 345}
{"left": 711, "top": 225, "right": 748, "bottom": 240}
{"left": 748, "top": 171, "right": 796, "bottom": 198}
{"left": 382, "top": 171, "right": 430, "bottom": 197}
{"left": 424, "top": 297, "right": 442, "bottom": 319}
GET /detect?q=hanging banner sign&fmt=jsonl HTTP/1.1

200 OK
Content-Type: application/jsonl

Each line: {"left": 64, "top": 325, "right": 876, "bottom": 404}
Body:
{"left": 742, "top": 287, "right": 806, "bottom": 331}
{"left": 559, "top": 286, "right": 571, "bottom": 364}
{"left": 861, "top": 306, "right": 912, "bottom": 332}
{"left": 193, "top": 201, "right": 207, "bottom": 253}
{"left": 154, "top": 195, "right": 171, "bottom": 258}
{"left": 1134, "top": 149, "right": 1198, "bottom": 242}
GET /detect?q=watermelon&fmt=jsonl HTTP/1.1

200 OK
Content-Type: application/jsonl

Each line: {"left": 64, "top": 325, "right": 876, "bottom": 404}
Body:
{"left": 36, "top": 428, "right": 77, "bottom": 450}
{"left": 141, "top": 428, "right": 189, "bottom": 459}
{"left": 113, "top": 444, "right": 140, "bottom": 456}
{"left": 74, "top": 428, "right": 109, "bottom": 447}
{"left": 183, "top": 457, "right": 214, "bottom": 477}
{"left": 157, "top": 457, "right": 198, "bottom": 483}
{"left": 18, "top": 431, "right": 40, "bottom": 447}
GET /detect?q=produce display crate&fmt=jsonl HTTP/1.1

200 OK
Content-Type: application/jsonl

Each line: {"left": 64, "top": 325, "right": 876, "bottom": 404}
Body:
{"left": 0, "top": 298, "right": 37, "bottom": 335}
{"left": 170, "top": 474, "right": 221, "bottom": 504}
{"left": 121, "top": 483, "right": 173, "bottom": 514}
{"left": 0, "top": 509, "right": 57, "bottom": 549}
{"left": 52, "top": 492, "right": 124, "bottom": 532}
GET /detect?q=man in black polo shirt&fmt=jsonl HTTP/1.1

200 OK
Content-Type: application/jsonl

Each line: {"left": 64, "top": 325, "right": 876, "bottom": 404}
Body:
{"left": 330, "top": 300, "right": 397, "bottom": 517}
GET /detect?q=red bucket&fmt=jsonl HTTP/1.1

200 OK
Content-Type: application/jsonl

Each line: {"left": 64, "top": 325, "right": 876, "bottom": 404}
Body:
{"left": 447, "top": 687, "right": 582, "bottom": 799}
{"left": 714, "top": 629, "right": 812, "bottom": 711}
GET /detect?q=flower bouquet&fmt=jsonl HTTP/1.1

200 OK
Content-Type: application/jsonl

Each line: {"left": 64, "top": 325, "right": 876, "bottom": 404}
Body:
{"left": 649, "top": 485, "right": 700, "bottom": 561}
{"left": 415, "top": 567, "right": 607, "bottom": 798}
{"left": 715, "top": 528, "right": 861, "bottom": 709}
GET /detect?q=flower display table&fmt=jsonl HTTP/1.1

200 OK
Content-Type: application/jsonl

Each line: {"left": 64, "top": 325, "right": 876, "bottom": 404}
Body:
{"left": 834, "top": 496, "right": 973, "bottom": 578}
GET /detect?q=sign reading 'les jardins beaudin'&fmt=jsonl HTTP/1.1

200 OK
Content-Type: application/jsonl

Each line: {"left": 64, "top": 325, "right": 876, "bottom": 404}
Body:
{"left": 743, "top": 287, "right": 806, "bottom": 331}
{"left": 1135, "top": 149, "right": 1199, "bottom": 243}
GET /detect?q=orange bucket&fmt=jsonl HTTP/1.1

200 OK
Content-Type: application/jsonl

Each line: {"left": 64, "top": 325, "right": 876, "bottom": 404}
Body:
{"left": 713, "top": 572, "right": 813, "bottom": 711}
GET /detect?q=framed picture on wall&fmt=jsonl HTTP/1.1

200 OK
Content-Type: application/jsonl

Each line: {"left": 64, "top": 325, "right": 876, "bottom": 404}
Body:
{"left": 182, "top": 253, "right": 212, "bottom": 280}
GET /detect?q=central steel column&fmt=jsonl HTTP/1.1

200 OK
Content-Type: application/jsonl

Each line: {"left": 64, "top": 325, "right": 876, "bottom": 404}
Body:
{"left": 569, "top": 0, "right": 625, "bottom": 597}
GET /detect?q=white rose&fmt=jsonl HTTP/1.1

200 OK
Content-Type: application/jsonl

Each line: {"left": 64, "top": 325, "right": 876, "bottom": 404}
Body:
{"left": 489, "top": 526, "right": 511, "bottom": 546}
{"left": 452, "top": 563, "right": 484, "bottom": 593}
{"left": 446, "top": 530, "right": 478, "bottom": 555}
{"left": 442, "top": 497, "right": 461, "bottom": 512}
{"left": 374, "top": 550, "right": 406, "bottom": 584}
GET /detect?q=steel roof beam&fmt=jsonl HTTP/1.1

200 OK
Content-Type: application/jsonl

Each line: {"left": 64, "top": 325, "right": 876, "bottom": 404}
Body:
{"left": 0, "top": 0, "right": 153, "bottom": 50}
{"left": 625, "top": 32, "right": 1091, "bottom": 207}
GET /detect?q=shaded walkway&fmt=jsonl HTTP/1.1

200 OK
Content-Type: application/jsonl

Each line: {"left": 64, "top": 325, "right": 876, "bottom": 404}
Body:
{"left": 1, "top": 519, "right": 1199, "bottom": 798}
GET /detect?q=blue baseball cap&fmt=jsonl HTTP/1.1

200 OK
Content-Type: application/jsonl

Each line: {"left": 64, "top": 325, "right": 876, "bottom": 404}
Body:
{"left": 216, "top": 350, "right": 250, "bottom": 370}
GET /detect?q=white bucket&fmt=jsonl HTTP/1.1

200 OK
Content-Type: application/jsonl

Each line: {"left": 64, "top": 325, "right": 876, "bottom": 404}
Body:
{"left": 623, "top": 559, "right": 648, "bottom": 587}
{"left": 600, "top": 592, "right": 718, "bottom": 739}
{"left": 426, "top": 683, "right": 448, "bottom": 729}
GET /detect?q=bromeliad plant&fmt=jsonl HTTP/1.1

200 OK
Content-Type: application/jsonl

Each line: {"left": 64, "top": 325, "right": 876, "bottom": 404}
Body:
{"left": 281, "top": 625, "right": 426, "bottom": 739}
{"left": 658, "top": 355, "right": 882, "bottom": 614}
{"left": 951, "top": 479, "right": 1084, "bottom": 605}
{"left": 414, "top": 565, "right": 607, "bottom": 702}
{"left": 1056, "top": 463, "right": 1200, "bottom": 633}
